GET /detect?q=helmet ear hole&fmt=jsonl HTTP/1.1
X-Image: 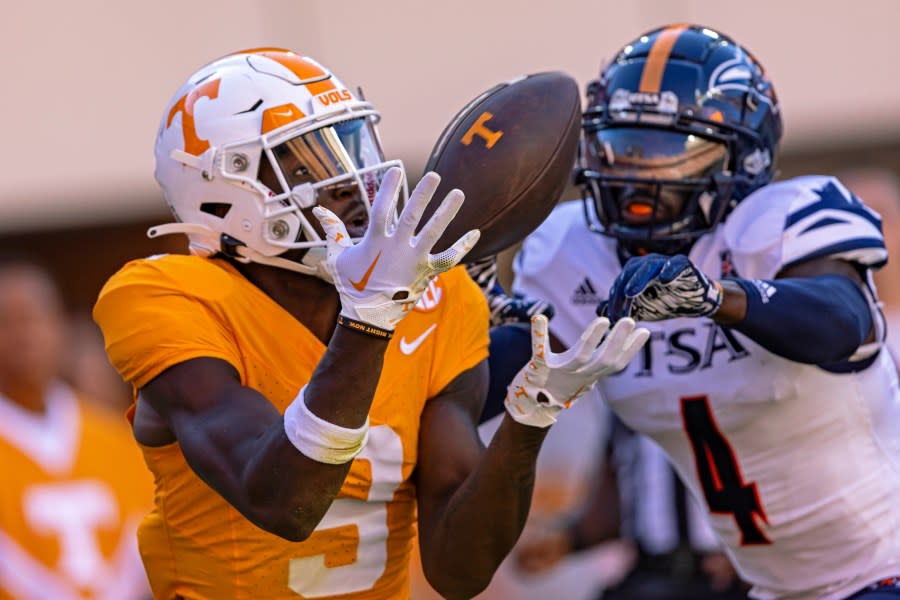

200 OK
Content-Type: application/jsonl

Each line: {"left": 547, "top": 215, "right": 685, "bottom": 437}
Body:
{"left": 200, "top": 203, "right": 233, "bottom": 218}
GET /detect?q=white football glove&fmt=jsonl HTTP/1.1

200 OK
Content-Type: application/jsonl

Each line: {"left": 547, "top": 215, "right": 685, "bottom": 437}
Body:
{"left": 314, "top": 167, "right": 480, "bottom": 332}
{"left": 505, "top": 315, "right": 649, "bottom": 428}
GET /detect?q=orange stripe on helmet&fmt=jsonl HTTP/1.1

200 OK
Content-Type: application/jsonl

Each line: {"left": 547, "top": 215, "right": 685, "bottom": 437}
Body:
{"left": 233, "top": 47, "right": 294, "bottom": 55}
{"left": 261, "top": 103, "right": 307, "bottom": 134}
{"left": 255, "top": 50, "right": 337, "bottom": 96}
{"left": 166, "top": 78, "right": 221, "bottom": 156}
{"left": 306, "top": 78, "right": 337, "bottom": 96}
{"left": 213, "top": 47, "right": 293, "bottom": 62}
{"left": 639, "top": 24, "right": 690, "bottom": 93}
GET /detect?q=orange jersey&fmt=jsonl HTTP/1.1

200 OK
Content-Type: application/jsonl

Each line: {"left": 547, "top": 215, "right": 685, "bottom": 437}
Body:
{"left": 93, "top": 255, "right": 489, "bottom": 600}
{"left": 0, "top": 384, "right": 153, "bottom": 600}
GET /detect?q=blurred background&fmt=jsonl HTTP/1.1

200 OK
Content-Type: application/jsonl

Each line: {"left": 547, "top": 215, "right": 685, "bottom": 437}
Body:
{"left": 3, "top": 0, "right": 900, "bottom": 312}
{"left": 1, "top": 1, "right": 898, "bottom": 598}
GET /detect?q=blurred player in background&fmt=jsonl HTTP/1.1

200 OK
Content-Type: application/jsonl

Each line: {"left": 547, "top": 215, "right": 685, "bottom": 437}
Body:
{"left": 0, "top": 256, "right": 152, "bottom": 600}
{"left": 62, "top": 315, "right": 132, "bottom": 414}
{"left": 515, "top": 411, "right": 747, "bottom": 599}
{"left": 93, "top": 48, "right": 648, "bottom": 599}
{"left": 508, "top": 23, "right": 900, "bottom": 600}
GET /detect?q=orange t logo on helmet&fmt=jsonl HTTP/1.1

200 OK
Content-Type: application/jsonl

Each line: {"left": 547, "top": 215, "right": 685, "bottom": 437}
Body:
{"left": 166, "top": 78, "right": 221, "bottom": 156}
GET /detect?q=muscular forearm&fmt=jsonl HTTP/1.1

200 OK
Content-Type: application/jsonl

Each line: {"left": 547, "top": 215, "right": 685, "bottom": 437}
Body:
{"left": 160, "top": 327, "right": 389, "bottom": 541}
{"left": 303, "top": 326, "right": 388, "bottom": 427}
{"left": 243, "top": 326, "right": 389, "bottom": 538}
{"left": 421, "top": 415, "right": 547, "bottom": 599}
{"left": 239, "top": 419, "right": 355, "bottom": 540}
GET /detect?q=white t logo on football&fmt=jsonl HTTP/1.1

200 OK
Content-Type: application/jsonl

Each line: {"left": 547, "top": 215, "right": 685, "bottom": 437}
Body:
{"left": 399, "top": 324, "right": 437, "bottom": 355}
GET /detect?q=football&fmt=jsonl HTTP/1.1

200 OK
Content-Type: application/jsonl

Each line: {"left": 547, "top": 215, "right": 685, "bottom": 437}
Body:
{"left": 419, "top": 71, "right": 581, "bottom": 262}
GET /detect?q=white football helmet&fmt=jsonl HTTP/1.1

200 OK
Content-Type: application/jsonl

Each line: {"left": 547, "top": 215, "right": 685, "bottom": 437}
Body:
{"left": 151, "top": 48, "right": 405, "bottom": 277}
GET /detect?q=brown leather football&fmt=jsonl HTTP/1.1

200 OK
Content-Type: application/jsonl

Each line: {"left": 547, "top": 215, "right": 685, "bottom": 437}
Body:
{"left": 420, "top": 71, "right": 581, "bottom": 262}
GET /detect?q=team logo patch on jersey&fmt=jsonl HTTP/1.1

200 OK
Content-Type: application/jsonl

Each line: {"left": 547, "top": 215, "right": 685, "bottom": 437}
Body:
{"left": 572, "top": 277, "right": 603, "bottom": 305}
{"left": 414, "top": 277, "right": 443, "bottom": 312}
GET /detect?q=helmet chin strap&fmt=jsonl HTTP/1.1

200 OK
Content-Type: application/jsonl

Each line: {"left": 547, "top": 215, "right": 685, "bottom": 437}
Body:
{"left": 147, "top": 222, "right": 334, "bottom": 282}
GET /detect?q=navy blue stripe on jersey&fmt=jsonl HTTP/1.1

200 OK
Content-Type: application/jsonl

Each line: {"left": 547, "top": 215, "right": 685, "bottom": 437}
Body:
{"left": 785, "top": 180, "right": 882, "bottom": 230}
{"left": 819, "top": 349, "right": 881, "bottom": 374}
{"left": 782, "top": 238, "right": 888, "bottom": 271}
{"left": 798, "top": 215, "right": 853, "bottom": 234}
{"left": 780, "top": 179, "right": 886, "bottom": 271}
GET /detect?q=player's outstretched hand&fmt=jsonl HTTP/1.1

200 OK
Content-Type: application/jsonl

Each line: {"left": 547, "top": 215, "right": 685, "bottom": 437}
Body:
{"left": 505, "top": 315, "right": 649, "bottom": 428}
{"left": 466, "top": 256, "right": 555, "bottom": 327}
{"left": 314, "top": 167, "right": 480, "bottom": 332}
{"left": 599, "top": 254, "right": 723, "bottom": 323}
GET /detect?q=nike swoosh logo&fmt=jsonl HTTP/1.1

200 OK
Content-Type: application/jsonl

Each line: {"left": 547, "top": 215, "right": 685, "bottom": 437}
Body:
{"left": 349, "top": 251, "right": 381, "bottom": 291}
{"left": 399, "top": 324, "right": 437, "bottom": 355}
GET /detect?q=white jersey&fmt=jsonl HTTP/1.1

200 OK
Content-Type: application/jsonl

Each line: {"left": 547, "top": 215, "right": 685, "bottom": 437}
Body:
{"left": 514, "top": 176, "right": 900, "bottom": 600}
{"left": 609, "top": 416, "right": 722, "bottom": 555}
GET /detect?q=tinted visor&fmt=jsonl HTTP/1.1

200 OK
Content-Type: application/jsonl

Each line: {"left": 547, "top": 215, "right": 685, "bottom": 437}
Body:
{"left": 269, "top": 117, "right": 386, "bottom": 202}
{"left": 586, "top": 128, "right": 727, "bottom": 181}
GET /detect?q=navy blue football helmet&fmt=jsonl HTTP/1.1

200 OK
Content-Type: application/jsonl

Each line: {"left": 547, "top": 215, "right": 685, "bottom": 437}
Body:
{"left": 578, "top": 24, "right": 782, "bottom": 257}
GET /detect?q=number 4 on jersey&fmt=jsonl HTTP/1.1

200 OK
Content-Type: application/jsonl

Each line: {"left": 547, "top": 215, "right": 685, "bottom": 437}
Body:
{"left": 681, "top": 395, "right": 771, "bottom": 545}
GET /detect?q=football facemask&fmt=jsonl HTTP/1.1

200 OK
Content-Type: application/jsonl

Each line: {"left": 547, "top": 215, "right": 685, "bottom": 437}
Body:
{"left": 578, "top": 24, "right": 782, "bottom": 258}
{"left": 581, "top": 127, "right": 729, "bottom": 256}
{"left": 258, "top": 117, "right": 394, "bottom": 246}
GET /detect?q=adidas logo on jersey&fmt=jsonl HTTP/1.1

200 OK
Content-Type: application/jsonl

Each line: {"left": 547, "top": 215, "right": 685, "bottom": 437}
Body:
{"left": 749, "top": 279, "right": 777, "bottom": 303}
{"left": 572, "top": 277, "right": 602, "bottom": 305}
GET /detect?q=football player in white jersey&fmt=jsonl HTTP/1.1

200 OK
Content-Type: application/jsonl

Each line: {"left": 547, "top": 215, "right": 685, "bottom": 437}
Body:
{"left": 510, "top": 23, "right": 900, "bottom": 600}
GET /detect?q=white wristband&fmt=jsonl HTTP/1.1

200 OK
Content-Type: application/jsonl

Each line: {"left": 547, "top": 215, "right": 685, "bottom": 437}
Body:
{"left": 283, "top": 385, "right": 369, "bottom": 464}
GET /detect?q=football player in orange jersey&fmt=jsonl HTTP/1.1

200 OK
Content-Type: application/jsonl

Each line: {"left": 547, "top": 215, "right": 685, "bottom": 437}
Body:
{"left": 0, "top": 256, "right": 153, "bottom": 600}
{"left": 93, "top": 49, "right": 649, "bottom": 600}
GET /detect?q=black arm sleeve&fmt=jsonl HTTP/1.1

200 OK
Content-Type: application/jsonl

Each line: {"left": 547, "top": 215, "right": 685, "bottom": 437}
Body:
{"left": 730, "top": 274, "right": 873, "bottom": 365}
